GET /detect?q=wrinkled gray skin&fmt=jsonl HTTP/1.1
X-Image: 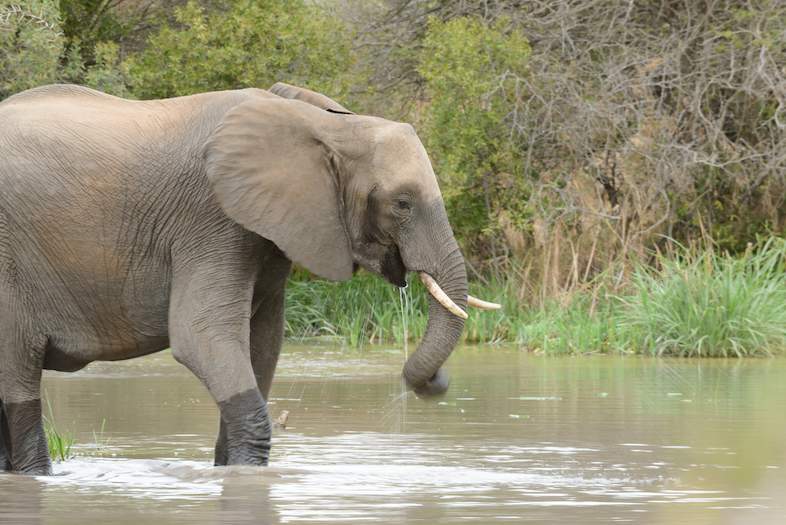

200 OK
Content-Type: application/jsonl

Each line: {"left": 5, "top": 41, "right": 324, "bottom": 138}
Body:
{"left": 0, "top": 83, "right": 467, "bottom": 475}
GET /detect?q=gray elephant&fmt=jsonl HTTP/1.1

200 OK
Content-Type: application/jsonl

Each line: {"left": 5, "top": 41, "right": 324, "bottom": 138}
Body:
{"left": 0, "top": 83, "right": 497, "bottom": 475}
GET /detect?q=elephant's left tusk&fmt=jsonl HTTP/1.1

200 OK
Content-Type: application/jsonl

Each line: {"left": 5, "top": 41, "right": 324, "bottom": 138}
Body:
{"left": 419, "top": 272, "right": 468, "bottom": 320}
{"left": 467, "top": 295, "right": 502, "bottom": 310}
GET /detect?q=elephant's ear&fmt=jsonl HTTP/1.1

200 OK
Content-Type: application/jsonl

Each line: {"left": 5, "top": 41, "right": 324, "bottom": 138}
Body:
{"left": 204, "top": 98, "right": 353, "bottom": 281}
{"left": 269, "top": 82, "right": 354, "bottom": 114}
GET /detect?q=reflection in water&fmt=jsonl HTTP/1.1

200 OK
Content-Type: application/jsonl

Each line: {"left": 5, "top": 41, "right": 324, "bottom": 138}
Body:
{"left": 0, "top": 346, "right": 784, "bottom": 524}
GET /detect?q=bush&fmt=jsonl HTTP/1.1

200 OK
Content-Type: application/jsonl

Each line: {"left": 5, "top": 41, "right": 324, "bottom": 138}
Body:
{"left": 0, "top": 0, "right": 81, "bottom": 100}
{"left": 123, "top": 0, "right": 353, "bottom": 99}
{"left": 84, "top": 41, "right": 129, "bottom": 97}
{"left": 419, "top": 16, "right": 532, "bottom": 256}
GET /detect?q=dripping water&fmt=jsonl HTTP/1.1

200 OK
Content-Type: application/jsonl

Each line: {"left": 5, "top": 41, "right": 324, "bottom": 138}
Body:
{"left": 382, "top": 280, "right": 414, "bottom": 432}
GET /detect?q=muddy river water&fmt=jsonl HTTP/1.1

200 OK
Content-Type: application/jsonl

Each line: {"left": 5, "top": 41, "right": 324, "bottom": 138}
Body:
{"left": 0, "top": 344, "right": 784, "bottom": 524}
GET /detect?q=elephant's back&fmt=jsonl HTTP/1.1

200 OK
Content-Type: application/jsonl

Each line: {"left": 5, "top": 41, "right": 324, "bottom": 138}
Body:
{"left": 0, "top": 87, "right": 187, "bottom": 361}
{"left": 0, "top": 83, "right": 271, "bottom": 119}
{"left": 0, "top": 85, "right": 269, "bottom": 365}
{"left": 0, "top": 84, "right": 120, "bottom": 105}
{"left": 0, "top": 85, "right": 271, "bottom": 174}
{"left": 0, "top": 84, "right": 183, "bottom": 143}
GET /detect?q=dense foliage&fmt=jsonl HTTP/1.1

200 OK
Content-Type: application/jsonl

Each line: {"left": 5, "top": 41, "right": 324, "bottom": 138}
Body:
{"left": 0, "top": 0, "right": 78, "bottom": 97}
{"left": 123, "top": 0, "right": 351, "bottom": 99}
{"left": 419, "top": 17, "right": 532, "bottom": 260}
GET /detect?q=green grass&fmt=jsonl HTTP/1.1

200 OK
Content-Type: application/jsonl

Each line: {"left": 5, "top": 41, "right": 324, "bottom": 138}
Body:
{"left": 44, "top": 399, "right": 74, "bottom": 462}
{"left": 44, "top": 421, "right": 75, "bottom": 462}
{"left": 284, "top": 269, "right": 615, "bottom": 351}
{"left": 43, "top": 398, "right": 114, "bottom": 462}
{"left": 516, "top": 298, "right": 619, "bottom": 355}
{"left": 43, "top": 417, "right": 113, "bottom": 462}
{"left": 284, "top": 237, "right": 786, "bottom": 357}
{"left": 284, "top": 271, "right": 523, "bottom": 347}
{"left": 616, "top": 238, "right": 786, "bottom": 357}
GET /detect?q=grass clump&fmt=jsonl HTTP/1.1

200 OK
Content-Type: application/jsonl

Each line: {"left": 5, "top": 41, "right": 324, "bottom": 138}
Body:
{"left": 617, "top": 239, "right": 786, "bottom": 357}
{"left": 285, "top": 271, "right": 529, "bottom": 347}
{"left": 44, "top": 399, "right": 74, "bottom": 462}
{"left": 516, "top": 298, "right": 618, "bottom": 355}
{"left": 43, "top": 396, "right": 110, "bottom": 462}
{"left": 44, "top": 422, "right": 75, "bottom": 462}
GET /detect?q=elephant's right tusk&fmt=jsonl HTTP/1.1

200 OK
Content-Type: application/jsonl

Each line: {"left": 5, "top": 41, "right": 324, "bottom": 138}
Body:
{"left": 467, "top": 295, "right": 502, "bottom": 310}
{"left": 419, "top": 272, "right": 468, "bottom": 320}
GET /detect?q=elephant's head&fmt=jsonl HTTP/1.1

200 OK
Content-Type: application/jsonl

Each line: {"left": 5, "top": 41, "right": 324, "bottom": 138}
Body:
{"left": 204, "top": 83, "right": 498, "bottom": 397}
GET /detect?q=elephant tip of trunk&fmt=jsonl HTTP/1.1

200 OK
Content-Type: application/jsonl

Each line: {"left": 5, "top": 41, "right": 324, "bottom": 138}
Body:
{"left": 403, "top": 367, "right": 450, "bottom": 399}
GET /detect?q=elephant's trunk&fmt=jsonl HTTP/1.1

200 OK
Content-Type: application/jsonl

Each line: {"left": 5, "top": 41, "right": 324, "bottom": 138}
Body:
{"left": 402, "top": 238, "right": 468, "bottom": 397}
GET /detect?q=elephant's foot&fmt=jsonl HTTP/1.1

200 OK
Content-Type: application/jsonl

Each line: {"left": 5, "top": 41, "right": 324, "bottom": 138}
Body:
{"left": 216, "top": 389, "right": 271, "bottom": 466}
{"left": 10, "top": 462, "right": 52, "bottom": 476}
{"left": 2, "top": 399, "right": 52, "bottom": 475}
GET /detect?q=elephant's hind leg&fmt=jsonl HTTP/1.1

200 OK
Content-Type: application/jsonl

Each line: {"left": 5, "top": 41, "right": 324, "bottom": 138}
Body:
{"left": 0, "top": 326, "right": 51, "bottom": 475}
{"left": 0, "top": 401, "right": 10, "bottom": 471}
{"left": 2, "top": 399, "right": 49, "bottom": 475}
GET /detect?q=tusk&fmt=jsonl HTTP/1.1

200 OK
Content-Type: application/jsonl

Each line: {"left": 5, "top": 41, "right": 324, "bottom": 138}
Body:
{"left": 419, "top": 272, "right": 468, "bottom": 320}
{"left": 467, "top": 295, "right": 502, "bottom": 310}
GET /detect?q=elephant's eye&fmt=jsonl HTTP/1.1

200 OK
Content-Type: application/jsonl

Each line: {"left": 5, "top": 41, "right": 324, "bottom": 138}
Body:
{"left": 395, "top": 198, "right": 412, "bottom": 211}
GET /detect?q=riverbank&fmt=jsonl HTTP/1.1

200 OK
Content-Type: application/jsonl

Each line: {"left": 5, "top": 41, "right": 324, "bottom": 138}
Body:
{"left": 285, "top": 238, "right": 786, "bottom": 357}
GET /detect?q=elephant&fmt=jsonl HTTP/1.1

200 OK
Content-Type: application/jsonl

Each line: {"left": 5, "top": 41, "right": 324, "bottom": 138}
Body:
{"left": 0, "top": 82, "right": 498, "bottom": 475}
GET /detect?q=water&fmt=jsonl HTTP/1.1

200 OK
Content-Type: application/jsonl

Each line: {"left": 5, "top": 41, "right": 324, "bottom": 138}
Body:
{"left": 1, "top": 345, "right": 784, "bottom": 524}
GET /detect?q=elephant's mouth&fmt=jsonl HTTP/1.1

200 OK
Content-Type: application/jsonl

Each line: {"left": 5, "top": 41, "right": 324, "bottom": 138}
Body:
{"left": 380, "top": 243, "right": 407, "bottom": 287}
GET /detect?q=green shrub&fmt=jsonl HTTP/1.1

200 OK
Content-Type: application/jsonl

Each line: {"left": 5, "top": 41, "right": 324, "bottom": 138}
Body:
{"left": 83, "top": 41, "right": 129, "bottom": 97}
{"left": 0, "top": 0, "right": 82, "bottom": 100}
{"left": 418, "top": 16, "right": 533, "bottom": 251}
{"left": 123, "top": 0, "right": 352, "bottom": 100}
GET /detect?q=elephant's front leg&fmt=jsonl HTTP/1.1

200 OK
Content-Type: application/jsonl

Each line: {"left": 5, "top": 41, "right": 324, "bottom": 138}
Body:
{"left": 215, "top": 249, "right": 291, "bottom": 465}
{"left": 169, "top": 262, "right": 272, "bottom": 466}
